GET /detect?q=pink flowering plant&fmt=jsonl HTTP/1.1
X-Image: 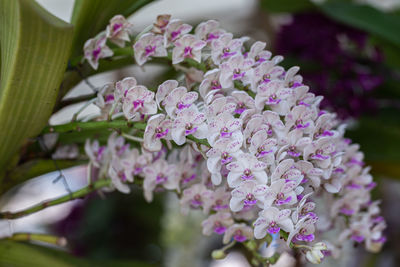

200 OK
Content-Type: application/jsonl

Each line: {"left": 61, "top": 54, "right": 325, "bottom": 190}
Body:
{"left": 76, "top": 14, "right": 387, "bottom": 265}
{"left": 0, "top": 4, "right": 389, "bottom": 265}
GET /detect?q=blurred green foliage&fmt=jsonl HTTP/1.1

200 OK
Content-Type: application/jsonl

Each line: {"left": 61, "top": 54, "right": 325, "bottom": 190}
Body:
{"left": 0, "top": 240, "right": 155, "bottom": 267}
{"left": 52, "top": 189, "right": 164, "bottom": 264}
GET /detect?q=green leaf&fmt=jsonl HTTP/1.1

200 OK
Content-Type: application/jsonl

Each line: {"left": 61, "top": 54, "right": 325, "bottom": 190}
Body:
{"left": 260, "top": 0, "right": 315, "bottom": 13}
{"left": 0, "top": 240, "right": 154, "bottom": 267}
{"left": 0, "top": 0, "right": 73, "bottom": 177}
{"left": 369, "top": 36, "right": 400, "bottom": 71}
{"left": 346, "top": 116, "right": 400, "bottom": 162}
{"left": 319, "top": 1, "right": 400, "bottom": 47}
{"left": 368, "top": 161, "right": 400, "bottom": 179}
{"left": 70, "top": 0, "right": 155, "bottom": 58}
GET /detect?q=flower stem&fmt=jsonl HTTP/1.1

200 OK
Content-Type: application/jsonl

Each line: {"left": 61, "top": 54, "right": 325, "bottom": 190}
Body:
{"left": 42, "top": 120, "right": 146, "bottom": 134}
{"left": 5, "top": 233, "right": 67, "bottom": 247}
{"left": 121, "top": 132, "right": 144, "bottom": 143}
{"left": 186, "top": 135, "right": 211, "bottom": 147}
{"left": 0, "top": 179, "right": 111, "bottom": 220}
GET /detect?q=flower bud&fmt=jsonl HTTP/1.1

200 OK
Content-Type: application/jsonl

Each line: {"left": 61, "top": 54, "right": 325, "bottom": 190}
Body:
{"left": 306, "top": 250, "right": 324, "bottom": 264}
{"left": 211, "top": 249, "right": 227, "bottom": 260}
{"left": 305, "top": 242, "right": 327, "bottom": 264}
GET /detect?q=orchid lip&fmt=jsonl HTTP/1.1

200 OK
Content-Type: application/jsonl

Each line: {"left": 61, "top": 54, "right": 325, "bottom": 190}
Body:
{"left": 296, "top": 122, "right": 310, "bottom": 129}
{"left": 234, "top": 234, "right": 247, "bottom": 242}
{"left": 288, "top": 150, "right": 301, "bottom": 157}
{"left": 351, "top": 235, "right": 365, "bottom": 243}
{"left": 185, "top": 127, "right": 198, "bottom": 135}
{"left": 267, "top": 225, "right": 280, "bottom": 234}
{"left": 241, "top": 174, "right": 254, "bottom": 180}
{"left": 177, "top": 102, "right": 191, "bottom": 110}
{"left": 265, "top": 97, "right": 281, "bottom": 105}
{"left": 300, "top": 211, "right": 317, "bottom": 220}
{"left": 221, "top": 156, "right": 233, "bottom": 165}
{"left": 346, "top": 183, "right": 362, "bottom": 189}
{"left": 349, "top": 158, "right": 364, "bottom": 166}
{"left": 275, "top": 196, "right": 292, "bottom": 205}
{"left": 207, "top": 33, "right": 219, "bottom": 41}
{"left": 182, "top": 174, "right": 196, "bottom": 184}
{"left": 211, "top": 85, "right": 222, "bottom": 90}
{"left": 298, "top": 101, "right": 311, "bottom": 107}
{"left": 133, "top": 99, "right": 144, "bottom": 110}
{"left": 221, "top": 51, "right": 236, "bottom": 59}
{"left": 235, "top": 108, "right": 246, "bottom": 114}
{"left": 321, "top": 130, "right": 334, "bottom": 137}
{"left": 214, "top": 226, "right": 226, "bottom": 235}
{"left": 117, "top": 144, "right": 129, "bottom": 156}
{"left": 184, "top": 46, "right": 193, "bottom": 58}
{"left": 258, "top": 149, "right": 273, "bottom": 157}
{"left": 373, "top": 236, "right": 386, "bottom": 243}
{"left": 96, "top": 146, "right": 106, "bottom": 161}
{"left": 233, "top": 72, "right": 245, "bottom": 80}
{"left": 170, "top": 30, "right": 181, "bottom": 41}
{"left": 310, "top": 154, "right": 329, "bottom": 160}
{"left": 295, "top": 233, "right": 315, "bottom": 242}
{"left": 257, "top": 57, "right": 266, "bottom": 63}
{"left": 366, "top": 182, "right": 377, "bottom": 190}
{"left": 372, "top": 216, "right": 384, "bottom": 223}
{"left": 112, "top": 23, "right": 123, "bottom": 33}
{"left": 145, "top": 45, "right": 156, "bottom": 56}
{"left": 340, "top": 207, "right": 354, "bottom": 216}
{"left": 133, "top": 167, "right": 142, "bottom": 175}
{"left": 334, "top": 168, "right": 344, "bottom": 173}
{"left": 291, "top": 82, "right": 302, "bottom": 88}
{"left": 220, "top": 131, "right": 232, "bottom": 138}
{"left": 213, "top": 204, "right": 229, "bottom": 211}
{"left": 191, "top": 199, "right": 203, "bottom": 208}
{"left": 105, "top": 94, "right": 115, "bottom": 103}
{"left": 155, "top": 128, "right": 169, "bottom": 139}
{"left": 262, "top": 78, "right": 271, "bottom": 84}
{"left": 244, "top": 199, "right": 257, "bottom": 206}
{"left": 156, "top": 175, "right": 168, "bottom": 184}
{"left": 92, "top": 47, "right": 101, "bottom": 60}
{"left": 301, "top": 178, "right": 308, "bottom": 184}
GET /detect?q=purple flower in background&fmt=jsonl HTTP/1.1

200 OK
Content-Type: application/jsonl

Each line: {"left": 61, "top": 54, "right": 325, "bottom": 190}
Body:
{"left": 276, "top": 12, "right": 384, "bottom": 119}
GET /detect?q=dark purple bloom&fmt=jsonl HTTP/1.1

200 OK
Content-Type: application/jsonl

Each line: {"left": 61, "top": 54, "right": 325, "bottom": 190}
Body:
{"left": 276, "top": 13, "right": 384, "bottom": 119}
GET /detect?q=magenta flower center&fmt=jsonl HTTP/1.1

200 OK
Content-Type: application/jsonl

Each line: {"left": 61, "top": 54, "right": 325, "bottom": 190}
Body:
{"left": 184, "top": 46, "right": 193, "bottom": 58}
{"left": 113, "top": 23, "right": 123, "bottom": 33}
{"left": 92, "top": 46, "right": 102, "bottom": 60}
{"left": 242, "top": 168, "right": 254, "bottom": 180}
{"left": 145, "top": 45, "right": 157, "bottom": 57}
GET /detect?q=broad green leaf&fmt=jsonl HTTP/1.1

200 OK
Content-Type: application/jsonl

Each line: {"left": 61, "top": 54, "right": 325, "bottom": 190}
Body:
{"left": 70, "top": 0, "right": 155, "bottom": 58}
{"left": 0, "top": 240, "right": 154, "bottom": 267}
{"left": 0, "top": 0, "right": 73, "bottom": 177}
{"left": 260, "top": 0, "right": 315, "bottom": 13}
{"left": 319, "top": 2, "right": 400, "bottom": 47}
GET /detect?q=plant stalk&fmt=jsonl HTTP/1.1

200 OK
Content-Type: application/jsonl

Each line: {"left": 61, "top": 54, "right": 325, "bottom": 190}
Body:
{"left": 0, "top": 179, "right": 111, "bottom": 220}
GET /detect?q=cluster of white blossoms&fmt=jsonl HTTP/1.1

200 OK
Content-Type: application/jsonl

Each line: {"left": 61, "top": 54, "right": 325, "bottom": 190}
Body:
{"left": 84, "top": 15, "right": 134, "bottom": 69}
{"left": 83, "top": 14, "right": 386, "bottom": 264}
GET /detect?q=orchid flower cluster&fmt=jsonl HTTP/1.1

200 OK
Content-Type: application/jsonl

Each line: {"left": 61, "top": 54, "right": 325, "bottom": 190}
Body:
{"left": 83, "top": 14, "right": 386, "bottom": 265}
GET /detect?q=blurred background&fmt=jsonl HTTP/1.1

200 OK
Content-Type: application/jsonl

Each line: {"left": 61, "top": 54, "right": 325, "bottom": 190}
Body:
{"left": 1, "top": 0, "right": 400, "bottom": 266}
